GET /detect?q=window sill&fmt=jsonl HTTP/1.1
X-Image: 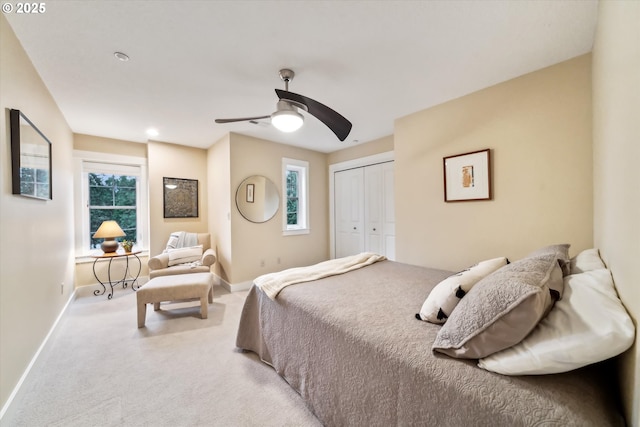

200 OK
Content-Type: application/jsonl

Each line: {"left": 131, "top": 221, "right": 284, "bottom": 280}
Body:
{"left": 282, "top": 229, "right": 310, "bottom": 236}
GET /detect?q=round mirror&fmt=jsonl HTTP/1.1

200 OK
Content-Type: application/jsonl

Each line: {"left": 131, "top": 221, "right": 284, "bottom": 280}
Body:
{"left": 236, "top": 175, "right": 280, "bottom": 223}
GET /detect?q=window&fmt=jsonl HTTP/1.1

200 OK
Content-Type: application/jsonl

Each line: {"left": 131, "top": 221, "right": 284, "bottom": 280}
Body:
{"left": 88, "top": 173, "right": 137, "bottom": 249}
{"left": 282, "top": 158, "right": 309, "bottom": 235}
{"left": 74, "top": 151, "right": 148, "bottom": 257}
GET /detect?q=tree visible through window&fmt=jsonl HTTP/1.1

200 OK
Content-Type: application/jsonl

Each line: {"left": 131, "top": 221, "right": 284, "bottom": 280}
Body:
{"left": 286, "top": 170, "right": 299, "bottom": 226}
{"left": 89, "top": 173, "right": 137, "bottom": 249}
{"left": 282, "top": 158, "right": 309, "bottom": 234}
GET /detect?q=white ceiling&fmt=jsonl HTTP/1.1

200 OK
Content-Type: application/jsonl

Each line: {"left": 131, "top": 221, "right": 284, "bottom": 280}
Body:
{"left": 5, "top": 1, "right": 598, "bottom": 153}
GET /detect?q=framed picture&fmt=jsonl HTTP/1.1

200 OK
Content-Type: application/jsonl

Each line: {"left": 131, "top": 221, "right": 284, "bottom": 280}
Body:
{"left": 246, "top": 183, "right": 255, "bottom": 203}
{"left": 10, "top": 109, "right": 53, "bottom": 200}
{"left": 163, "top": 177, "right": 199, "bottom": 218}
{"left": 443, "top": 149, "right": 492, "bottom": 202}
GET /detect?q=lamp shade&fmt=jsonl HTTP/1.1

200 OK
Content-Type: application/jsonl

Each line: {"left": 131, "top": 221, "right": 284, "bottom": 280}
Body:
{"left": 93, "top": 220, "right": 126, "bottom": 253}
{"left": 271, "top": 101, "right": 304, "bottom": 133}
{"left": 93, "top": 220, "right": 126, "bottom": 239}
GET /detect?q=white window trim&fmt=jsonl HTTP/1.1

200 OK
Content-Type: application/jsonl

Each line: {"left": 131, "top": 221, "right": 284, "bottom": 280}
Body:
{"left": 73, "top": 150, "right": 149, "bottom": 259}
{"left": 282, "top": 157, "right": 310, "bottom": 236}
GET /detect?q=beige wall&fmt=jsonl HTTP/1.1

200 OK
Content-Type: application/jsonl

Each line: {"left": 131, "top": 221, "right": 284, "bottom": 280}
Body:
{"left": 394, "top": 54, "right": 593, "bottom": 271}
{"left": 327, "top": 135, "right": 394, "bottom": 165}
{"left": 0, "top": 15, "right": 75, "bottom": 410}
{"left": 75, "top": 133, "right": 147, "bottom": 158}
{"left": 592, "top": 1, "right": 640, "bottom": 424}
{"left": 207, "top": 134, "right": 232, "bottom": 283}
{"left": 147, "top": 141, "right": 209, "bottom": 257}
{"left": 226, "top": 133, "right": 329, "bottom": 285}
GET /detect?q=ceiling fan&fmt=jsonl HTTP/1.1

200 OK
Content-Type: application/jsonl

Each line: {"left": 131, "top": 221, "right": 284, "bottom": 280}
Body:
{"left": 215, "top": 69, "right": 352, "bottom": 141}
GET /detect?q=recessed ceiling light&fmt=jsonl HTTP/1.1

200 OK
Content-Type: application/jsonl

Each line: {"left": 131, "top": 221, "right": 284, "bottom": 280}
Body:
{"left": 114, "top": 51, "right": 130, "bottom": 62}
{"left": 146, "top": 128, "right": 159, "bottom": 138}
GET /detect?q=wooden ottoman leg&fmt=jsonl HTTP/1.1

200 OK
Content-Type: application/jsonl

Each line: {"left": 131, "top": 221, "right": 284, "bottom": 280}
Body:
{"left": 137, "top": 301, "right": 147, "bottom": 328}
{"left": 153, "top": 302, "right": 161, "bottom": 311}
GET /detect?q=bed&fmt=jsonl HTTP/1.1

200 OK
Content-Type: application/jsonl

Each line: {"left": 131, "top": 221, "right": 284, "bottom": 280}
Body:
{"left": 236, "top": 257, "right": 627, "bottom": 426}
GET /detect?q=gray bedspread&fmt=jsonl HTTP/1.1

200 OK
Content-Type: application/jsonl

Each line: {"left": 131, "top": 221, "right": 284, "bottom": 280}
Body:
{"left": 236, "top": 260, "right": 624, "bottom": 426}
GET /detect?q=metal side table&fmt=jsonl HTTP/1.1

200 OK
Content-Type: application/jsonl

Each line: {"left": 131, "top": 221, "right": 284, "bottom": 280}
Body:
{"left": 91, "top": 250, "right": 142, "bottom": 299}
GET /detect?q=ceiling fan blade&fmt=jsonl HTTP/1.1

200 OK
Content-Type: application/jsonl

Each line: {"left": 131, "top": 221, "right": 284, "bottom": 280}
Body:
{"left": 275, "top": 89, "right": 352, "bottom": 141}
{"left": 215, "top": 115, "right": 270, "bottom": 124}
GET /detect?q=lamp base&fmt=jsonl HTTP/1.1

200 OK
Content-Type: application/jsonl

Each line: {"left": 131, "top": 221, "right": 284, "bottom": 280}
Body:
{"left": 101, "top": 239, "right": 119, "bottom": 253}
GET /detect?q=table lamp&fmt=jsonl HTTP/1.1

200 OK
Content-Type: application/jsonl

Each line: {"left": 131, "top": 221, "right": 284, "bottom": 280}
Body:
{"left": 93, "top": 220, "right": 126, "bottom": 253}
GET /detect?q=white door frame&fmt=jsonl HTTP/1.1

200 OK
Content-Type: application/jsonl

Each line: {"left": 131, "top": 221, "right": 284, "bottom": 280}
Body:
{"left": 329, "top": 151, "right": 394, "bottom": 259}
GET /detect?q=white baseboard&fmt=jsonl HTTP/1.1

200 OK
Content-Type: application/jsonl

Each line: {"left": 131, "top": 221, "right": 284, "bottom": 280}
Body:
{"left": 216, "top": 275, "right": 253, "bottom": 292}
{"left": 0, "top": 288, "right": 77, "bottom": 421}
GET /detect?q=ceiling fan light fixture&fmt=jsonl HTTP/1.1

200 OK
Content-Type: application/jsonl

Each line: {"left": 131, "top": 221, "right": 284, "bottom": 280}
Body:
{"left": 271, "top": 102, "right": 304, "bottom": 133}
{"left": 215, "top": 69, "right": 352, "bottom": 140}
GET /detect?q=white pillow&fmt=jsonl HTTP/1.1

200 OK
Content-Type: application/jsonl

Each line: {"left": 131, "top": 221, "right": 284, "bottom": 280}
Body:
{"left": 417, "top": 257, "right": 508, "bottom": 324}
{"left": 478, "top": 268, "right": 634, "bottom": 375}
{"left": 570, "top": 248, "right": 606, "bottom": 275}
{"left": 167, "top": 245, "right": 203, "bottom": 266}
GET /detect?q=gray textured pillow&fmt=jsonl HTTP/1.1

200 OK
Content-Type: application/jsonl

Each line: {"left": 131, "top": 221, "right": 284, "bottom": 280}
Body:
{"left": 432, "top": 254, "right": 561, "bottom": 359}
{"left": 526, "top": 243, "right": 571, "bottom": 276}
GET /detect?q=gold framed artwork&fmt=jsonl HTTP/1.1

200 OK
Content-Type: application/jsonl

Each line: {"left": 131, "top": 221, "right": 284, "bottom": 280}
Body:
{"left": 443, "top": 149, "right": 492, "bottom": 202}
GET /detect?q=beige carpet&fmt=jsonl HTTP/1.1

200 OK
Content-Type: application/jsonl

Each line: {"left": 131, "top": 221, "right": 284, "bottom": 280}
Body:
{"left": 2, "top": 284, "right": 321, "bottom": 426}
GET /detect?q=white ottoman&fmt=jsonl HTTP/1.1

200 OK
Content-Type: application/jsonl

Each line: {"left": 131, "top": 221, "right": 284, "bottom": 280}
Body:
{"left": 137, "top": 272, "right": 213, "bottom": 328}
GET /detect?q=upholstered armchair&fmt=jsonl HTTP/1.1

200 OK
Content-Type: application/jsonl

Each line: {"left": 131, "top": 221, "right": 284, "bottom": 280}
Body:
{"left": 148, "top": 233, "right": 217, "bottom": 279}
